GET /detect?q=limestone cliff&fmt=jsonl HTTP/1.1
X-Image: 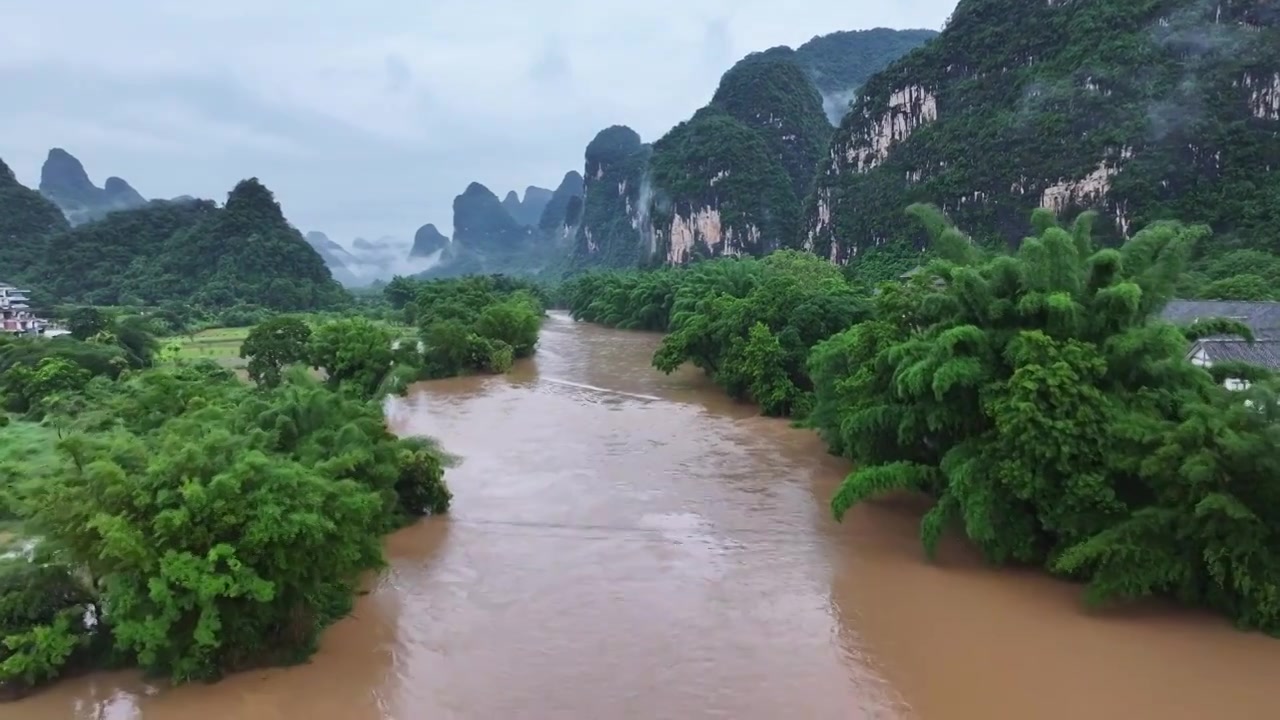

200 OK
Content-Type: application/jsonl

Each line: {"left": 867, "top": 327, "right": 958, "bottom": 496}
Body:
{"left": 410, "top": 223, "right": 450, "bottom": 258}
{"left": 569, "top": 28, "right": 934, "bottom": 269}
{"left": 572, "top": 126, "right": 653, "bottom": 269}
{"left": 39, "top": 148, "right": 147, "bottom": 225}
{"left": 804, "top": 0, "right": 1280, "bottom": 279}
{"left": 538, "top": 170, "right": 585, "bottom": 241}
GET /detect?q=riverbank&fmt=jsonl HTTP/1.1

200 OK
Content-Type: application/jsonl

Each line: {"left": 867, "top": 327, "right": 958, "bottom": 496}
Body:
{"left": 4, "top": 313, "right": 1278, "bottom": 720}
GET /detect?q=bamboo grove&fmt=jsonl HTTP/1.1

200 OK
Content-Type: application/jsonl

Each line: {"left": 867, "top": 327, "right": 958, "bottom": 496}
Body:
{"left": 559, "top": 205, "right": 1280, "bottom": 634}
{"left": 0, "top": 275, "right": 548, "bottom": 697}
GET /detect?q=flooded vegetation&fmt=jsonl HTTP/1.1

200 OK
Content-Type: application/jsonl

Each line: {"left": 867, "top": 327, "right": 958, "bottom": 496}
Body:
{"left": 7, "top": 313, "right": 1279, "bottom": 719}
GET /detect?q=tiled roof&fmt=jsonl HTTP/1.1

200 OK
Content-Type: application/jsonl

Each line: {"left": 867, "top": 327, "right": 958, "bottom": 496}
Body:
{"left": 1160, "top": 300, "right": 1280, "bottom": 339}
{"left": 1195, "top": 338, "right": 1280, "bottom": 369}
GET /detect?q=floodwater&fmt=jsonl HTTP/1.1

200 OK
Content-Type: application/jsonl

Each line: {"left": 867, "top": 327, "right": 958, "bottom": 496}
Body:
{"left": 6, "top": 311, "right": 1280, "bottom": 719}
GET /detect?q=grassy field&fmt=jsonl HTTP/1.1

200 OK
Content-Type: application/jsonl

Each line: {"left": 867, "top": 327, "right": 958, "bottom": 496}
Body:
{"left": 159, "top": 320, "right": 418, "bottom": 369}
{"left": 160, "top": 326, "right": 253, "bottom": 368}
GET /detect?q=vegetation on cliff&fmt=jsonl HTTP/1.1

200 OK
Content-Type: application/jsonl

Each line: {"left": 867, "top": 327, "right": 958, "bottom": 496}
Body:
{"left": 805, "top": 0, "right": 1280, "bottom": 279}
{"left": 0, "top": 159, "right": 68, "bottom": 275}
{"left": 560, "top": 205, "right": 1280, "bottom": 635}
{"left": 572, "top": 28, "right": 937, "bottom": 271}
{"left": 572, "top": 126, "right": 653, "bottom": 270}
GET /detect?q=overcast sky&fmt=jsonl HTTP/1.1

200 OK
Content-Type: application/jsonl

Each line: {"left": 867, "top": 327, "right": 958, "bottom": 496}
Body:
{"left": 0, "top": 1, "right": 954, "bottom": 246}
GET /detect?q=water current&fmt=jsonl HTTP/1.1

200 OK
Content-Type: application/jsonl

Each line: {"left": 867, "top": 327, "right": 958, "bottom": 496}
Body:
{"left": 6, "top": 312, "right": 1278, "bottom": 719}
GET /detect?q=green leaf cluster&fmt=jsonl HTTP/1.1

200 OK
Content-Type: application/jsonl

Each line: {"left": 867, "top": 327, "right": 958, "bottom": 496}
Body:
{"left": 809, "top": 206, "right": 1280, "bottom": 633}
{"left": 0, "top": 353, "right": 452, "bottom": 692}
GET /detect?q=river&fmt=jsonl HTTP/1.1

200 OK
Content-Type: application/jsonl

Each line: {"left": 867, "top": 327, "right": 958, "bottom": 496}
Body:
{"left": 5, "top": 311, "right": 1280, "bottom": 719}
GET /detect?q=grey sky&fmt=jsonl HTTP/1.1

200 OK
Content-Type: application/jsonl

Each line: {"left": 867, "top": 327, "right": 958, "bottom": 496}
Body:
{"left": 0, "top": 1, "right": 955, "bottom": 246}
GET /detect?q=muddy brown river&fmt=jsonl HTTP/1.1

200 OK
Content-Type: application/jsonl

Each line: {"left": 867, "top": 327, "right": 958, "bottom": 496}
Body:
{"left": 6, "top": 312, "right": 1280, "bottom": 719}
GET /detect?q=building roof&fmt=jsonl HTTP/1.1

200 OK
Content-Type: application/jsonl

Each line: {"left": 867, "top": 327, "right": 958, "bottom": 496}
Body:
{"left": 1160, "top": 300, "right": 1280, "bottom": 339}
{"left": 1193, "top": 338, "right": 1280, "bottom": 369}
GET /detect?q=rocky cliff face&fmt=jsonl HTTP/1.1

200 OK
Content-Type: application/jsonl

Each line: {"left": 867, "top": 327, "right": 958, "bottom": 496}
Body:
{"left": 38, "top": 148, "right": 147, "bottom": 225}
{"left": 804, "top": 0, "right": 1280, "bottom": 279}
{"left": 788, "top": 28, "right": 940, "bottom": 123}
{"left": 568, "top": 28, "right": 936, "bottom": 270}
{"left": 572, "top": 126, "right": 653, "bottom": 269}
{"left": 538, "top": 170, "right": 585, "bottom": 240}
{"left": 642, "top": 56, "right": 831, "bottom": 266}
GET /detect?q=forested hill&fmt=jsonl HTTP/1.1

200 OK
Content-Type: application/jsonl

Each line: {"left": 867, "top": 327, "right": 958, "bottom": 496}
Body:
{"left": 568, "top": 27, "right": 936, "bottom": 271}
{"left": 39, "top": 148, "right": 147, "bottom": 226}
{"left": 804, "top": 0, "right": 1280, "bottom": 281}
{"left": 1, "top": 169, "right": 347, "bottom": 310}
{"left": 0, "top": 157, "right": 68, "bottom": 274}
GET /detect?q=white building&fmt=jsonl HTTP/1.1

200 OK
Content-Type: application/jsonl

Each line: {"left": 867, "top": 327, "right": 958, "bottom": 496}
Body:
{"left": 0, "top": 282, "right": 49, "bottom": 335}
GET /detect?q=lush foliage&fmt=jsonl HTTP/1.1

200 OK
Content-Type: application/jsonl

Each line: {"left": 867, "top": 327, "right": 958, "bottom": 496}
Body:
{"left": 809, "top": 206, "right": 1280, "bottom": 633}
{"left": 239, "top": 316, "right": 313, "bottom": 388}
{"left": 0, "top": 159, "right": 69, "bottom": 276}
{"left": 561, "top": 250, "right": 867, "bottom": 415}
{"left": 562, "top": 201, "right": 1280, "bottom": 634}
{"left": 807, "top": 0, "right": 1280, "bottom": 276}
{"left": 0, "top": 333, "right": 453, "bottom": 694}
{"left": 388, "top": 275, "right": 546, "bottom": 378}
{"left": 1, "top": 172, "right": 347, "bottom": 311}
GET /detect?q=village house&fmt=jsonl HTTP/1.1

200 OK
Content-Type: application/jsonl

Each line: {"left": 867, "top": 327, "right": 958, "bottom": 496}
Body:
{"left": 1160, "top": 299, "right": 1280, "bottom": 390}
{"left": 0, "top": 282, "right": 50, "bottom": 335}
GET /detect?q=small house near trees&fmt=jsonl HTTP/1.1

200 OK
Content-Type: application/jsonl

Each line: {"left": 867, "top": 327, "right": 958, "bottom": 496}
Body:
{"left": 1161, "top": 299, "right": 1280, "bottom": 390}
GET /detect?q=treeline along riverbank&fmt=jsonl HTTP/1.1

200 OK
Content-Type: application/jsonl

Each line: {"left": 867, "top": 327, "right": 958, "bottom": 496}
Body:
{"left": 0, "top": 274, "right": 548, "bottom": 699}
{"left": 558, "top": 204, "right": 1280, "bottom": 636}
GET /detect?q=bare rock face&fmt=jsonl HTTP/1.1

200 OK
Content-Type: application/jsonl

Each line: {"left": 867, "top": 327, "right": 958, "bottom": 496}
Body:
{"left": 39, "top": 148, "right": 147, "bottom": 225}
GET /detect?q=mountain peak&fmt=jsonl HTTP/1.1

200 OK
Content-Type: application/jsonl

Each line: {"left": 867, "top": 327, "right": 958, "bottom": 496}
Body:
{"left": 411, "top": 223, "right": 450, "bottom": 258}
{"left": 40, "top": 147, "right": 95, "bottom": 198}
{"left": 37, "top": 148, "right": 148, "bottom": 224}
{"left": 222, "top": 178, "right": 288, "bottom": 231}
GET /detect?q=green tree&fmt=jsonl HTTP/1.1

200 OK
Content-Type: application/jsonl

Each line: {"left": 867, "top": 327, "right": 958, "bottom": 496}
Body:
{"left": 309, "top": 318, "right": 396, "bottom": 399}
{"left": 240, "top": 316, "right": 313, "bottom": 388}
{"left": 811, "top": 206, "right": 1280, "bottom": 632}
{"left": 66, "top": 308, "right": 109, "bottom": 341}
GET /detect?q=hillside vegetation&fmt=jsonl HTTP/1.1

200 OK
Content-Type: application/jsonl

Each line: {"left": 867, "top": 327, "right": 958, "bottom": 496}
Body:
{"left": 0, "top": 174, "right": 347, "bottom": 311}
{"left": 804, "top": 0, "right": 1280, "bottom": 281}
